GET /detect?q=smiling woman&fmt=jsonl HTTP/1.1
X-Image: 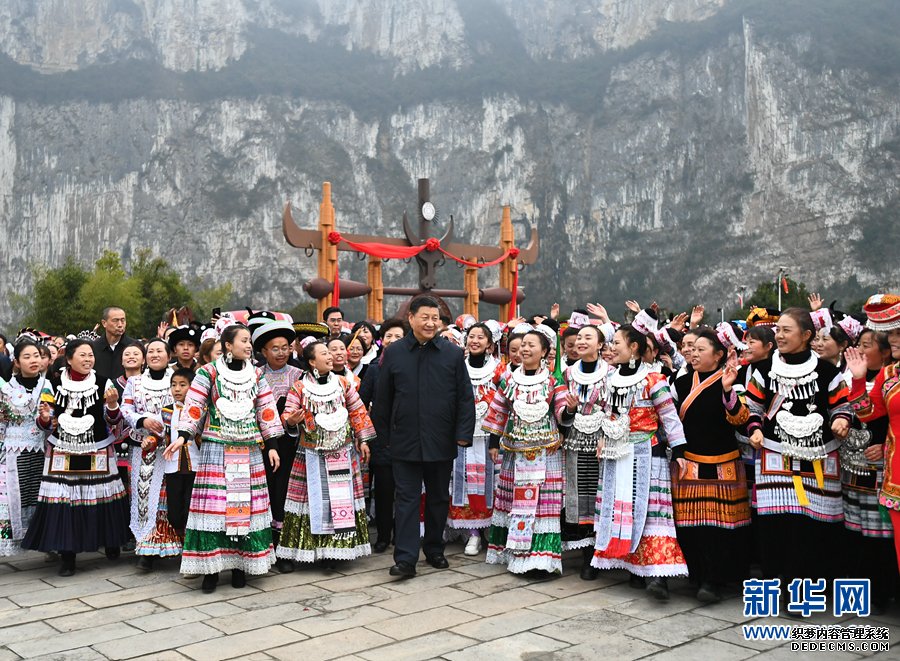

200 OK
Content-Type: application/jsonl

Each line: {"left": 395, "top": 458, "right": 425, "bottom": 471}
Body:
{"left": 23, "top": 339, "right": 130, "bottom": 576}
{"left": 745, "top": 308, "right": 853, "bottom": 586}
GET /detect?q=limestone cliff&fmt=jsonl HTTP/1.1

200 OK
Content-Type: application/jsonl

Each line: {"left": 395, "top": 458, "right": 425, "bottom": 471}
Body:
{"left": 1, "top": 0, "right": 898, "bottom": 324}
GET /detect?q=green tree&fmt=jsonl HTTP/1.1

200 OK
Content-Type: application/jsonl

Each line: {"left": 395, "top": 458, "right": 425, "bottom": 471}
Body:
{"left": 729, "top": 276, "right": 812, "bottom": 319}
{"left": 287, "top": 301, "right": 317, "bottom": 323}
{"left": 76, "top": 251, "right": 147, "bottom": 333}
{"left": 130, "top": 249, "right": 194, "bottom": 335}
{"left": 191, "top": 281, "right": 235, "bottom": 322}
{"left": 10, "top": 257, "right": 89, "bottom": 336}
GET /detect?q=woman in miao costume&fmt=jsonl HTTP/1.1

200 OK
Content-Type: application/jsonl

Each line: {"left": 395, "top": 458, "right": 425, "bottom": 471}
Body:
{"left": 483, "top": 327, "right": 566, "bottom": 575}
{"left": 843, "top": 321, "right": 896, "bottom": 613}
{"left": 23, "top": 339, "right": 129, "bottom": 576}
{"left": 171, "top": 324, "right": 284, "bottom": 593}
{"left": 558, "top": 319, "right": 613, "bottom": 580}
{"left": 745, "top": 308, "right": 852, "bottom": 584}
{"left": 277, "top": 340, "right": 374, "bottom": 567}
{"left": 846, "top": 295, "right": 900, "bottom": 586}
{"left": 671, "top": 324, "right": 751, "bottom": 603}
{"left": 590, "top": 325, "right": 689, "bottom": 601}
{"left": 0, "top": 338, "right": 49, "bottom": 555}
{"left": 121, "top": 338, "right": 181, "bottom": 571}
{"left": 448, "top": 322, "right": 501, "bottom": 556}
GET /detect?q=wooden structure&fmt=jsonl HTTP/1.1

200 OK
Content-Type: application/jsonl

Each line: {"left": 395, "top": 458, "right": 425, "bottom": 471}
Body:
{"left": 283, "top": 179, "right": 539, "bottom": 322}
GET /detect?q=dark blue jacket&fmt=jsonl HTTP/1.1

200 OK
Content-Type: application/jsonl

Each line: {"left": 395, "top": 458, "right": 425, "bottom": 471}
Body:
{"left": 371, "top": 332, "right": 475, "bottom": 462}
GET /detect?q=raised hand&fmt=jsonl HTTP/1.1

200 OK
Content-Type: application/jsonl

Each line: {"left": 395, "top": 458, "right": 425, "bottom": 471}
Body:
{"left": 722, "top": 348, "right": 739, "bottom": 390}
{"left": 808, "top": 293, "right": 824, "bottom": 311}
{"left": 690, "top": 305, "right": 705, "bottom": 327}
{"left": 668, "top": 312, "right": 688, "bottom": 332}
{"left": 586, "top": 303, "right": 609, "bottom": 323}
{"left": 550, "top": 303, "right": 560, "bottom": 320}
{"left": 843, "top": 347, "right": 868, "bottom": 381}
{"left": 625, "top": 300, "right": 641, "bottom": 314}
{"left": 156, "top": 320, "right": 169, "bottom": 339}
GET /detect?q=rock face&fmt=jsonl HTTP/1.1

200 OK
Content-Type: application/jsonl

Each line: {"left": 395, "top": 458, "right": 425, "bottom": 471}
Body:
{"left": 0, "top": 0, "right": 898, "bottom": 324}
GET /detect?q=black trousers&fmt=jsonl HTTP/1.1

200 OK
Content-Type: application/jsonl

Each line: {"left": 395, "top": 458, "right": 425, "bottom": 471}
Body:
{"left": 165, "top": 472, "right": 195, "bottom": 531}
{"left": 265, "top": 435, "right": 297, "bottom": 526}
{"left": 371, "top": 463, "right": 396, "bottom": 544}
{"left": 393, "top": 459, "right": 452, "bottom": 565}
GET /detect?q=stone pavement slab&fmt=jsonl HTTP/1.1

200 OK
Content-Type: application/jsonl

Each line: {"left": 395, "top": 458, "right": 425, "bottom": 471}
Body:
{"left": 0, "top": 546, "right": 898, "bottom": 660}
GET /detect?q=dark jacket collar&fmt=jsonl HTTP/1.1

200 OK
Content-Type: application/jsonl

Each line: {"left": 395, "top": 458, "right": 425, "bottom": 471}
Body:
{"left": 402, "top": 332, "right": 443, "bottom": 351}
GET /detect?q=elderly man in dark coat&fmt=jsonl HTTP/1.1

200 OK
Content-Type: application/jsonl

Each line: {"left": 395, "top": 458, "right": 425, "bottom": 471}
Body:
{"left": 372, "top": 296, "right": 476, "bottom": 577}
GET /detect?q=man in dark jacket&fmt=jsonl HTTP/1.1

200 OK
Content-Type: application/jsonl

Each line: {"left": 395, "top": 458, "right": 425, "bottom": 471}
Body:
{"left": 91, "top": 306, "right": 133, "bottom": 381}
{"left": 372, "top": 296, "right": 475, "bottom": 577}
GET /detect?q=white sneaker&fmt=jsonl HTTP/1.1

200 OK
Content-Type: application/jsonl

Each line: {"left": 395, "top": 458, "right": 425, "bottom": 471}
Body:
{"left": 464, "top": 535, "right": 482, "bottom": 556}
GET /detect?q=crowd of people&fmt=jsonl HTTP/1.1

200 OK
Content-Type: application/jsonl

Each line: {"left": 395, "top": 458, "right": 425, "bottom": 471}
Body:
{"left": 1, "top": 292, "right": 899, "bottom": 611}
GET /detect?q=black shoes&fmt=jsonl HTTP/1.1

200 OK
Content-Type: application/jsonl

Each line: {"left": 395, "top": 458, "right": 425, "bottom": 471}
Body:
{"left": 389, "top": 562, "right": 417, "bottom": 578}
{"left": 646, "top": 577, "right": 670, "bottom": 601}
{"left": 58, "top": 552, "right": 76, "bottom": 577}
{"left": 136, "top": 556, "right": 155, "bottom": 572}
{"left": 580, "top": 548, "right": 599, "bottom": 581}
{"left": 105, "top": 546, "right": 120, "bottom": 561}
{"left": 231, "top": 569, "right": 246, "bottom": 588}
{"left": 629, "top": 574, "right": 646, "bottom": 589}
{"left": 697, "top": 582, "right": 721, "bottom": 604}
{"left": 425, "top": 554, "right": 449, "bottom": 569}
{"left": 372, "top": 541, "right": 390, "bottom": 554}
{"left": 201, "top": 573, "right": 219, "bottom": 593}
{"left": 274, "top": 558, "right": 295, "bottom": 574}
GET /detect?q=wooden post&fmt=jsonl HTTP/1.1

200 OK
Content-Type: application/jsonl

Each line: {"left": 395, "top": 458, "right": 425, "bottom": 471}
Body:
{"left": 367, "top": 257, "right": 384, "bottom": 322}
{"left": 464, "top": 259, "right": 479, "bottom": 319}
{"left": 498, "top": 206, "right": 516, "bottom": 321}
{"left": 317, "top": 182, "right": 337, "bottom": 320}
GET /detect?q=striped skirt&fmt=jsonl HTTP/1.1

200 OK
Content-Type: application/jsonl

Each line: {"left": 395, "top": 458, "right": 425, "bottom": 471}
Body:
{"left": 592, "top": 455, "right": 688, "bottom": 577}
{"left": 842, "top": 466, "right": 893, "bottom": 538}
{"left": 755, "top": 449, "right": 843, "bottom": 523}
{"left": 22, "top": 444, "right": 129, "bottom": 554}
{"left": 672, "top": 455, "right": 751, "bottom": 529}
{"left": 277, "top": 445, "right": 370, "bottom": 563}
{"left": 180, "top": 441, "right": 275, "bottom": 576}
{"left": 486, "top": 448, "right": 563, "bottom": 574}
{"left": 0, "top": 447, "right": 44, "bottom": 555}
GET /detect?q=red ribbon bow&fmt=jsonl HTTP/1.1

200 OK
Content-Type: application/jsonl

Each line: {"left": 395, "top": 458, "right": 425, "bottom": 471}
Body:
{"left": 328, "top": 231, "right": 342, "bottom": 245}
{"left": 424, "top": 237, "right": 441, "bottom": 252}
{"left": 508, "top": 247, "right": 520, "bottom": 259}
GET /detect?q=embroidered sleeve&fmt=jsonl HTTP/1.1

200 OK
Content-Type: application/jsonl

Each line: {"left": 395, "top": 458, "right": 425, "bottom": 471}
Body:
{"left": 255, "top": 373, "right": 285, "bottom": 442}
{"left": 549, "top": 375, "right": 569, "bottom": 425}
{"left": 827, "top": 372, "right": 854, "bottom": 423}
{"left": 179, "top": 366, "right": 212, "bottom": 437}
{"left": 120, "top": 376, "right": 140, "bottom": 430}
{"left": 344, "top": 378, "right": 376, "bottom": 443}
{"left": 851, "top": 370, "right": 886, "bottom": 423}
{"left": 744, "top": 367, "right": 768, "bottom": 433}
{"left": 556, "top": 370, "right": 574, "bottom": 426}
{"left": 723, "top": 388, "right": 750, "bottom": 426}
{"left": 482, "top": 372, "right": 511, "bottom": 436}
{"left": 647, "top": 373, "right": 686, "bottom": 447}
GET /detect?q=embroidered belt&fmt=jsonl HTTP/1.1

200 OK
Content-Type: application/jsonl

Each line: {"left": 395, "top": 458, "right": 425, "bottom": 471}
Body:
{"left": 684, "top": 450, "right": 740, "bottom": 464}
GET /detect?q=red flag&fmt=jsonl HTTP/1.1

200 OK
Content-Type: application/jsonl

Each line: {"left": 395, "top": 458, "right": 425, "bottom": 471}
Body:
{"left": 737, "top": 293, "right": 744, "bottom": 308}
{"left": 782, "top": 277, "right": 789, "bottom": 294}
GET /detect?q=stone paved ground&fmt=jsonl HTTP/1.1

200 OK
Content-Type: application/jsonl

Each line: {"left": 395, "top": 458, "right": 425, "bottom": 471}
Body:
{"left": 0, "top": 544, "right": 898, "bottom": 661}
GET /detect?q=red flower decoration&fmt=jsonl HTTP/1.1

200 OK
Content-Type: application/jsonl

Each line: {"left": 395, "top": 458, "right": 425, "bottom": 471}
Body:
{"left": 517, "top": 521, "right": 526, "bottom": 531}
{"left": 508, "top": 247, "right": 520, "bottom": 259}
{"left": 262, "top": 409, "right": 276, "bottom": 422}
{"left": 328, "top": 231, "right": 342, "bottom": 245}
{"left": 424, "top": 237, "right": 440, "bottom": 252}
{"left": 188, "top": 406, "right": 202, "bottom": 420}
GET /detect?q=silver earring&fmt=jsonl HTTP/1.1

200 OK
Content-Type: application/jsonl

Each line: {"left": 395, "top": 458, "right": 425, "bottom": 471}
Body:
{"left": 540, "top": 357, "right": 548, "bottom": 370}
{"left": 225, "top": 351, "right": 233, "bottom": 364}
{"left": 313, "top": 368, "right": 320, "bottom": 379}
{"left": 628, "top": 354, "right": 636, "bottom": 369}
